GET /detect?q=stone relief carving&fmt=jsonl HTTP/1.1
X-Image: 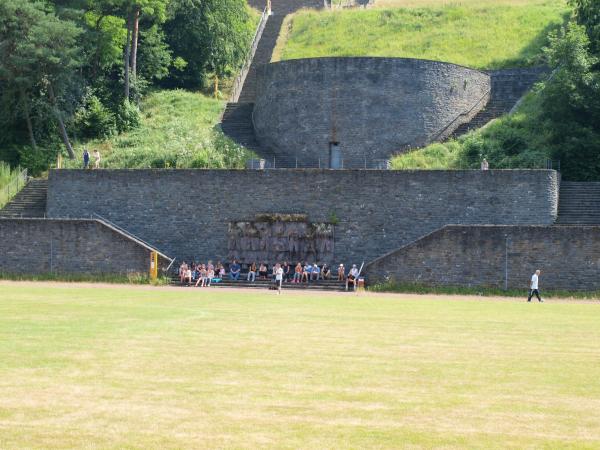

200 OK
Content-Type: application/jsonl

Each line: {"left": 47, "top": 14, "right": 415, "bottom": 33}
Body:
{"left": 228, "top": 214, "right": 334, "bottom": 264}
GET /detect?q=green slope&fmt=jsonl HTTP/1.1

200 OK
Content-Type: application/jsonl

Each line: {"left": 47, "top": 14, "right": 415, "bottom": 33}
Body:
{"left": 279, "top": 1, "right": 570, "bottom": 69}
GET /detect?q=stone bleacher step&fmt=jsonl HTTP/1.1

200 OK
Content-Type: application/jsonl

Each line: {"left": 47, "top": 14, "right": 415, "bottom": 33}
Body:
{"left": 556, "top": 181, "right": 600, "bottom": 224}
{"left": 0, "top": 179, "right": 48, "bottom": 218}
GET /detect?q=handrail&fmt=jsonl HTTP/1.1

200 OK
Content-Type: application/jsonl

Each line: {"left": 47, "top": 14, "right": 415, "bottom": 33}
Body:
{"left": 0, "top": 167, "right": 28, "bottom": 209}
{"left": 429, "top": 88, "right": 491, "bottom": 143}
{"left": 92, "top": 213, "right": 174, "bottom": 264}
{"left": 227, "top": 4, "right": 271, "bottom": 104}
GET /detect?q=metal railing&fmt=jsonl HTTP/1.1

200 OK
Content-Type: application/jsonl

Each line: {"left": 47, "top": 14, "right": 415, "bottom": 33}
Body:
{"left": 430, "top": 88, "right": 492, "bottom": 143}
{"left": 0, "top": 168, "right": 28, "bottom": 209}
{"left": 92, "top": 213, "right": 175, "bottom": 267}
{"left": 227, "top": 4, "right": 271, "bottom": 104}
{"left": 246, "top": 156, "right": 391, "bottom": 169}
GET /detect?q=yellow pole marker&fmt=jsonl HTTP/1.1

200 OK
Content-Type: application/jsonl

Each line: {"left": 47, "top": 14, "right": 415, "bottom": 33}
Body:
{"left": 150, "top": 251, "right": 158, "bottom": 280}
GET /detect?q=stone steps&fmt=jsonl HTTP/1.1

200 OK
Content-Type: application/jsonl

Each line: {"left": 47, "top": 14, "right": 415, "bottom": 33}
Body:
{"left": 0, "top": 179, "right": 48, "bottom": 218}
{"left": 170, "top": 277, "right": 349, "bottom": 291}
{"left": 222, "top": 1, "right": 324, "bottom": 156}
{"left": 221, "top": 102, "right": 261, "bottom": 150}
{"left": 556, "top": 182, "right": 600, "bottom": 225}
{"left": 450, "top": 68, "right": 548, "bottom": 139}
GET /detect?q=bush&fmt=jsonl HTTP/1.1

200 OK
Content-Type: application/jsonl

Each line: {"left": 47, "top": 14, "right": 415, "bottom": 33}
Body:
{"left": 116, "top": 100, "right": 141, "bottom": 133}
{"left": 74, "top": 94, "right": 116, "bottom": 140}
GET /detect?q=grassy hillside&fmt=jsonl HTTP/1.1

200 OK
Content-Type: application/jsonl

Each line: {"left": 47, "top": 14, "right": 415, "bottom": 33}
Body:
{"left": 64, "top": 90, "right": 254, "bottom": 170}
{"left": 278, "top": 1, "right": 570, "bottom": 69}
{"left": 390, "top": 92, "right": 550, "bottom": 170}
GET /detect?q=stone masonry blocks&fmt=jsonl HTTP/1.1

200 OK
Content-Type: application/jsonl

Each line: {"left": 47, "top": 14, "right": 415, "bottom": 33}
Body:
{"left": 45, "top": 169, "right": 559, "bottom": 266}
{"left": 253, "top": 57, "right": 491, "bottom": 165}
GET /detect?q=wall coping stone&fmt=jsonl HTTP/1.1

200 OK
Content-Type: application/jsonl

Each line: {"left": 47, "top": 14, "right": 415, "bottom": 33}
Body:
{"left": 0, "top": 217, "right": 173, "bottom": 262}
{"left": 265, "top": 56, "right": 491, "bottom": 76}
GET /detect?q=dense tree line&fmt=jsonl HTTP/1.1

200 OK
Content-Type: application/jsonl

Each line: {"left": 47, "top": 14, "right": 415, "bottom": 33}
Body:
{"left": 0, "top": 0, "right": 254, "bottom": 173}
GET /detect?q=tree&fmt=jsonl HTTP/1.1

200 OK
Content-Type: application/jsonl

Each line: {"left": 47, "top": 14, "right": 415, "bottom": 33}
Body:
{"left": 570, "top": 0, "right": 600, "bottom": 55}
{"left": 0, "top": 0, "right": 83, "bottom": 159}
{"left": 164, "top": 0, "right": 253, "bottom": 90}
{"left": 542, "top": 23, "right": 600, "bottom": 180}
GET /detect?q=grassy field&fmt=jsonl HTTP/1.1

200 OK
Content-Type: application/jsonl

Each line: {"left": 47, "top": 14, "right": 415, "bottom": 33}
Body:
{"left": 63, "top": 90, "right": 253, "bottom": 170}
{"left": 1, "top": 283, "right": 599, "bottom": 448}
{"left": 278, "top": 1, "right": 570, "bottom": 69}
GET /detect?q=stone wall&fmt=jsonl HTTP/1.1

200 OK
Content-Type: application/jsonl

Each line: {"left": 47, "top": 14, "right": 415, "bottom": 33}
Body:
{"left": 0, "top": 219, "right": 169, "bottom": 275}
{"left": 253, "top": 57, "right": 491, "bottom": 166}
{"left": 46, "top": 169, "right": 558, "bottom": 266}
{"left": 366, "top": 225, "right": 600, "bottom": 291}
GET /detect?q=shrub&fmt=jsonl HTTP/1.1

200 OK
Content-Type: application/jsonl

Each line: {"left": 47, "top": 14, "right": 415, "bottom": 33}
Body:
{"left": 74, "top": 94, "right": 117, "bottom": 140}
{"left": 116, "top": 100, "right": 141, "bottom": 132}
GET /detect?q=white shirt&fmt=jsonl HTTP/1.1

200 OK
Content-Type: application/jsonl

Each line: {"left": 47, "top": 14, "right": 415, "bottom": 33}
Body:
{"left": 531, "top": 274, "right": 539, "bottom": 290}
{"left": 276, "top": 267, "right": 284, "bottom": 281}
{"left": 350, "top": 268, "right": 359, "bottom": 277}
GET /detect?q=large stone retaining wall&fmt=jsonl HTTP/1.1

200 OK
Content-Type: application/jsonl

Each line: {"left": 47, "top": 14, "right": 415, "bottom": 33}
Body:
{"left": 366, "top": 225, "right": 600, "bottom": 291}
{"left": 0, "top": 219, "right": 168, "bottom": 275}
{"left": 253, "top": 57, "right": 491, "bottom": 166}
{"left": 46, "top": 169, "right": 558, "bottom": 266}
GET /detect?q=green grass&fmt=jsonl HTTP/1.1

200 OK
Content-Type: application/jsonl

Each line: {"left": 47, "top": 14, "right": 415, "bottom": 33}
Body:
{"left": 1, "top": 283, "right": 599, "bottom": 448}
{"left": 63, "top": 90, "right": 254, "bottom": 170}
{"left": 0, "top": 161, "right": 25, "bottom": 209}
{"left": 279, "top": 1, "right": 570, "bottom": 69}
{"left": 0, "top": 272, "right": 170, "bottom": 286}
{"left": 391, "top": 91, "right": 552, "bottom": 169}
{"left": 371, "top": 279, "right": 600, "bottom": 299}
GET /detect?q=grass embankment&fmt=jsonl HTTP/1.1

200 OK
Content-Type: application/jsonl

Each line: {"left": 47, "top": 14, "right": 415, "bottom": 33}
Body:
{"left": 390, "top": 91, "right": 551, "bottom": 170}
{"left": 64, "top": 90, "right": 254, "bottom": 170}
{"left": 0, "top": 285, "right": 599, "bottom": 447}
{"left": 278, "top": 1, "right": 569, "bottom": 69}
{"left": 0, "top": 161, "right": 24, "bottom": 208}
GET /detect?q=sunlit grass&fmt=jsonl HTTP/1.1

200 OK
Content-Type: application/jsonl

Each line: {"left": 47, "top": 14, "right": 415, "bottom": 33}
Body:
{"left": 279, "top": 1, "right": 570, "bottom": 69}
{"left": 64, "top": 90, "right": 254, "bottom": 170}
{"left": 0, "top": 283, "right": 599, "bottom": 448}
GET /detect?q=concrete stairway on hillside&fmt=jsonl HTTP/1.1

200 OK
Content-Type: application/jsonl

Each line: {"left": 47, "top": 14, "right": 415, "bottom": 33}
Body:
{"left": 0, "top": 179, "right": 48, "bottom": 218}
{"left": 221, "top": 102, "right": 261, "bottom": 151}
{"left": 450, "top": 67, "right": 548, "bottom": 138}
{"left": 222, "top": 0, "right": 324, "bottom": 160}
{"left": 555, "top": 182, "right": 600, "bottom": 225}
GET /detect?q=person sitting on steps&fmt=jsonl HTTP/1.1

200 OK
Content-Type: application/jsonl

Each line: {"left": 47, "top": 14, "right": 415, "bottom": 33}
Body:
{"left": 247, "top": 261, "right": 257, "bottom": 282}
{"left": 346, "top": 264, "right": 359, "bottom": 291}
{"left": 229, "top": 260, "right": 241, "bottom": 281}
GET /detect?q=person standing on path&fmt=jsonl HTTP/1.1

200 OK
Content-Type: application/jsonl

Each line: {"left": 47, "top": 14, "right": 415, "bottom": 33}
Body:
{"left": 83, "top": 148, "right": 90, "bottom": 169}
{"left": 93, "top": 150, "right": 101, "bottom": 169}
{"left": 528, "top": 269, "right": 543, "bottom": 302}
{"left": 275, "top": 263, "right": 284, "bottom": 294}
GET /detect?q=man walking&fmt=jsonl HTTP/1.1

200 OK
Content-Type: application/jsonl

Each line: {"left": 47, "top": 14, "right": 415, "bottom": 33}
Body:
{"left": 527, "top": 269, "right": 543, "bottom": 302}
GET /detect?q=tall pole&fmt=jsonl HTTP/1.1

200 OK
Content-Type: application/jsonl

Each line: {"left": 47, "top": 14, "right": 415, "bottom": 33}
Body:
{"left": 504, "top": 235, "right": 509, "bottom": 291}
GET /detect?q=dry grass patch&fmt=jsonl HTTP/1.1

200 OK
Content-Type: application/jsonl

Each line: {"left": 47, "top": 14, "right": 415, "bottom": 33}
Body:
{"left": 0, "top": 284, "right": 599, "bottom": 448}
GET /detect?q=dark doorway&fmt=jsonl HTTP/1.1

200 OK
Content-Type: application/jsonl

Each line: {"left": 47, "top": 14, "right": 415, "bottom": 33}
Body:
{"left": 329, "top": 142, "right": 342, "bottom": 169}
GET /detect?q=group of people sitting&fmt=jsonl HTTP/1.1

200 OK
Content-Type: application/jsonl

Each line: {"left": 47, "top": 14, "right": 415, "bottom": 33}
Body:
{"left": 178, "top": 261, "right": 226, "bottom": 287}
{"left": 178, "top": 260, "right": 362, "bottom": 290}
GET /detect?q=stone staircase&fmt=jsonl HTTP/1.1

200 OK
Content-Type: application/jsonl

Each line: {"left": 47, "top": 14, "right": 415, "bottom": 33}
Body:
{"left": 222, "top": 0, "right": 324, "bottom": 159}
{"left": 221, "top": 102, "right": 261, "bottom": 151}
{"left": 555, "top": 182, "right": 600, "bottom": 225}
{"left": 450, "top": 67, "right": 548, "bottom": 138}
{"left": 171, "top": 276, "right": 348, "bottom": 292}
{"left": 0, "top": 179, "right": 48, "bottom": 218}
